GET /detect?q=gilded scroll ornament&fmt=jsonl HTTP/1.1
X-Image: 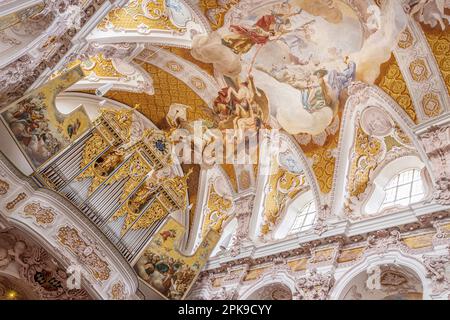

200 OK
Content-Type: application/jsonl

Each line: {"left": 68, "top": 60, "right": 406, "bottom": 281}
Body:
{"left": 97, "top": 0, "right": 183, "bottom": 33}
{"left": 6, "top": 193, "right": 27, "bottom": 210}
{"left": 22, "top": 202, "right": 55, "bottom": 227}
{"left": 347, "top": 126, "right": 383, "bottom": 198}
{"left": 261, "top": 161, "right": 308, "bottom": 235}
{"left": 130, "top": 199, "right": 168, "bottom": 232}
{"left": 79, "top": 129, "right": 110, "bottom": 169}
{"left": 0, "top": 179, "right": 9, "bottom": 195}
{"left": 57, "top": 226, "right": 111, "bottom": 281}
{"left": 76, "top": 147, "right": 126, "bottom": 194}
{"left": 202, "top": 186, "right": 233, "bottom": 237}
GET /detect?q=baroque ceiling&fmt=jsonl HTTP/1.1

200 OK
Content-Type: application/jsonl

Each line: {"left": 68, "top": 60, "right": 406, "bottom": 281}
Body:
{"left": 0, "top": 0, "right": 449, "bottom": 301}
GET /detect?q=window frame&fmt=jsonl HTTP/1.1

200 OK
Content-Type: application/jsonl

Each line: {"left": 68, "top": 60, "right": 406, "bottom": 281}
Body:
{"left": 380, "top": 168, "right": 425, "bottom": 210}
{"left": 289, "top": 200, "right": 317, "bottom": 235}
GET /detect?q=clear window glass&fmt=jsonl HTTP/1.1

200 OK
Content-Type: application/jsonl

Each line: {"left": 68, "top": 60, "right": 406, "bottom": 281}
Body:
{"left": 289, "top": 201, "right": 316, "bottom": 234}
{"left": 380, "top": 169, "right": 424, "bottom": 210}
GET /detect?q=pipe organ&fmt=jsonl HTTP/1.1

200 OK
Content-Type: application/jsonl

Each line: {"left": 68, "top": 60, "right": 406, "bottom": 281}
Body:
{"left": 35, "top": 108, "right": 189, "bottom": 262}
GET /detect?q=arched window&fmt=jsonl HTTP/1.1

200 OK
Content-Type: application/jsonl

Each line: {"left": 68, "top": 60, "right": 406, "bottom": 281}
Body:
{"left": 289, "top": 201, "right": 316, "bottom": 234}
{"left": 380, "top": 169, "right": 424, "bottom": 210}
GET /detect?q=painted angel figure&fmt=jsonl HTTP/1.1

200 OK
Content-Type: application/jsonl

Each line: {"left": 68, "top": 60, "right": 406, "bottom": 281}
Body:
{"left": 222, "top": 4, "right": 302, "bottom": 55}
{"left": 327, "top": 57, "right": 356, "bottom": 93}
{"left": 226, "top": 76, "right": 263, "bottom": 137}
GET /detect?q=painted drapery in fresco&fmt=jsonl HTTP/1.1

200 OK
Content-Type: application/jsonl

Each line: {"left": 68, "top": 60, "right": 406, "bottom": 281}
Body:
{"left": 1, "top": 66, "right": 91, "bottom": 168}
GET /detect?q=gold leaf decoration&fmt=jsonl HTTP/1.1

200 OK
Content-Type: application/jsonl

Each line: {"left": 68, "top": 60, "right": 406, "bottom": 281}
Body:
{"left": 421, "top": 21, "right": 450, "bottom": 96}
{"left": 97, "top": 0, "right": 182, "bottom": 32}
{"left": 261, "top": 160, "right": 307, "bottom": 235}
{"left": 347, "top": 126, "right": 383, "bottom": 198}
{"left": 105, "top": 63, "right": 212, "bottom": 128}
{"left": 199, "top": 0, "right": 240, "bottom": 30}
{"left": 202, "top": 186, "right": 232, "bottom": 237}
{"left": 376, "top": 54, "right": 417, "bottom": 124}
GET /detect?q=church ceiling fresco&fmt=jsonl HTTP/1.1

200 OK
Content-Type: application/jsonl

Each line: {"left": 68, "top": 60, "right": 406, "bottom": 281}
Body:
{"left": 1, "top": 66, "right": 91, "bottom": 168}
{"left": 134, "top": 217, "right": 220, "bottom": 300}
{"left": 0, "top": 2, "right": 45, "bottom": 31}
{"left": 57, "top": 0, "right": 449, "bottom": 227}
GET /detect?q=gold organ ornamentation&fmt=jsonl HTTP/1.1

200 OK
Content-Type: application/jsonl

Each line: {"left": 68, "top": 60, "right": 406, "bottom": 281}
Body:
{"left": 104, "top": 152, "right": 152, "bottom": 199}
{"left": 77, "top": 147, "right": 126, "bottom": 194}
{"left": 98, "top": 108, "right": 134, "bottom": 143}
{"left": 130, "top": 199, "right": 168, "bottom": 232}
{"left": 111, "top": 175, "right": 160, "bottom": 235}
{"left": 76, "top": 108, "right": 138, "bottom": 194}
{"left": 91, "top": 160, "right": 183, "bottom": 237}
{"left": 79, "top": 129, "right": 110, "bottom": 169}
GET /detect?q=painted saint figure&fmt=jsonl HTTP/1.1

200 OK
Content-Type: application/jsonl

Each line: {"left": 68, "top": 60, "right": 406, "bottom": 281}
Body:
{"left": 222, "top": 2, "right": 301, "bottom": 55}
{"left": 213, "top": 75, "right": 265, "bottom": 139}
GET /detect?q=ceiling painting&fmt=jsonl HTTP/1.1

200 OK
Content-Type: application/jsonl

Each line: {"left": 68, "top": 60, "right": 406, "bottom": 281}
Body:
{"left": 198, "top": 0, "right": 241, "bottom": 31}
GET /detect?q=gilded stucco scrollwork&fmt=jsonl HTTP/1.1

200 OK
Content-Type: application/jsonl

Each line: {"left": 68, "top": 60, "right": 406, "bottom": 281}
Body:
{"left": 57, "top": 226, "right": 111, "bottom": 282}
{"left": 22, "top": 202, "right": 56, "bottom": 227}
{"left": 202, "top": 185, "right": 233, "bottom": 238}
{"left": 0, "top": 228, "right": 91, "bottom": 300}
{"left": 97, "top": 0, "right": 185, "bottom": 33}
{"left": 261, "top": 159, "right": 308, "bottom": 236}
{"left": 376, "top": 54, "right": 417, "bottom": 124}
{"left": 419, "top": 125, "right": 450, "bottom": 205}
{"left": 0, "top": 179, "right": 10, "bottom": 195}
